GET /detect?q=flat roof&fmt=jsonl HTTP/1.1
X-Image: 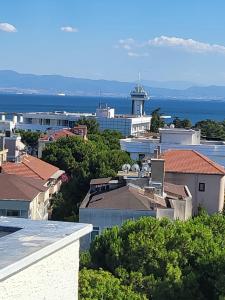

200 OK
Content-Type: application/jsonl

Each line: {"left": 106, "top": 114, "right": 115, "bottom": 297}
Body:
{"left": 0, "top": 217, "right": 92, "bottom": 281}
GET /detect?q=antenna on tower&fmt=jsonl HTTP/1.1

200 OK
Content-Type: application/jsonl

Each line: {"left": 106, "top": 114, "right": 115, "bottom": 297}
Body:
{"left": 138, "top": 72, "right": 141, "bottom": 88}
{"left": 138, "top": 72, "right": 141, "bottom": 83}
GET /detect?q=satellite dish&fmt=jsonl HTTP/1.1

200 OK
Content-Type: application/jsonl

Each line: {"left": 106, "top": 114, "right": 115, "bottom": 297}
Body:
{"left": 131, "top": 164, "right": 140, "bottom": 172}
{"left": 122, "top": 164, "right": 131, "bottom": 172}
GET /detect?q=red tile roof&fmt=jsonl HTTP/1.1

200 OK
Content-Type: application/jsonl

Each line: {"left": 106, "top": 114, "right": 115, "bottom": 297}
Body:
{"left": 162, "top": 150, "right": 225, "bottom": 175}
{"left": 1, "top": 155, "right": 60, "bottom": 180}
{"left": 0, "top": 174, "right": 47, "bottom": 201}
{"left": 39, "top": 129, "right": 75, "bottom": 141}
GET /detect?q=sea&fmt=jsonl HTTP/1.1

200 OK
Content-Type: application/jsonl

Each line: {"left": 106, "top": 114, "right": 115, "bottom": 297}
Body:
{"left": 0, "top": 93, "right": 225, "bottom": 124}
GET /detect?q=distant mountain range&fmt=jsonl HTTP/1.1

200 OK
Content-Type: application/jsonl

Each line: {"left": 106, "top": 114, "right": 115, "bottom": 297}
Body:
{"left": 1, "top": 70, "right": 225, "bottom": 99}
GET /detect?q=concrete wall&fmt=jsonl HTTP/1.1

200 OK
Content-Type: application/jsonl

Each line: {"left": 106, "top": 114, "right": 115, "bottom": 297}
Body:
{"left": 79, "top": 208, "right": 156, "bottom": 249}
{"left": 0, "top": 240, "right": 80, "bottom": 300}
{"left": 120, "top": 138, "right": 225, "bottom": 166}
{"left": 159, "top": 129, "right": 200, "bottom": 145}
{"left": 30, "top": 190, "right": 50, "bottom": 220}
{"left": 165, "top": 172, "right": 224, "bottom": 214}
{"left": 0, "top": 200, "right": 29, "bottom": 218}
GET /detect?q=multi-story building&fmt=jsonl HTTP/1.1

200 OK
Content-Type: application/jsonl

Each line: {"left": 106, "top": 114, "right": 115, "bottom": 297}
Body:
{"left": 12, "top": 84, "right": 156, "bottom": 136}
{"left": 120, "top": 126, "right": 225, "bottom": 166}
{"left": 0, "top": 217, "right": 92, "bottom": 300}
{"left": 1, "top": 154, "right": 64, "bottom": 196}
{"left": 80, "top": 159, "right": 192, "bottom": 248}
{"left": 162, "top": 149, "right": 225, "bottom": 215}
{"left": 0, "top": 174, "right": 50, "bottom": 220}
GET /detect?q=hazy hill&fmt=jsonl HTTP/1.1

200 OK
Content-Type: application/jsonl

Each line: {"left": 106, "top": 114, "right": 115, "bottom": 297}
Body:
{"left": 0, "top": 70, "right": 225, "bottom": 99}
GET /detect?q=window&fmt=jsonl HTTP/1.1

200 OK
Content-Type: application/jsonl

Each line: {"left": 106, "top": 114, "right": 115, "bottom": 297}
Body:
{"left": 45, "top": 119, "right": 50, "bottom": 125}
{"left": 0, "top": 209, "right": 6, "bottom": 216}
{"left": 7, "top": 210, "right": 20, "bottom": 217}
{"left": 199, "top": 183, "right": 205, "bottom": 192}
{"left": 91, "top": 226, "right": 99, "bottom": 241}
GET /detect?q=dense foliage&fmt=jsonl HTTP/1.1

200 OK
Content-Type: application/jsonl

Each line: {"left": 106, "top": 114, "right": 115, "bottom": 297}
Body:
{"left": 42, "top": 127, "right": 131, "bottom": 220}
{"left": 80, "top": 214, "right": 225, "bottom": 300}
{"left": 150, "top": 108, "right": 165, "bottom": 132}
{"left": 16, "top": 129, "right": 41, "bottom": 150}
{"left": 172, "top": 117, "right": 192, "bottom": 128}
{"left": 79, "top": 268, "right": 146, "bottom": 300}
{"left": 195, "top": 119, "right": 225, "bottom": 140}
{"left": 74, "top": 116, "right": 99, "bottom": 134}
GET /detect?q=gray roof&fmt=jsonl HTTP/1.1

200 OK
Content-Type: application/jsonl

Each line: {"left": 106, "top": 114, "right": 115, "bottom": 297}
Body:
{"left": 90, "top": 177, "right": 112, "bottom": 185}
{"left": 86, "top": 185, "right": 165, "bottom": 210}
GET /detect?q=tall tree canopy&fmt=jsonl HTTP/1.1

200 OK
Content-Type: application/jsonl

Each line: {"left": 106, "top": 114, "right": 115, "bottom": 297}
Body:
{"left": 150, "top": 108, "right": 165, "bottom": 133}
{"left": 195, "top": 119, "right": 225, "bottom": 140}
{"left": 74, "top": 117, "right": 99, "bottom": 134}
{"left": 79, "top": 268, "right": 146, "bottom": 300}
{"left": 81, "top": 214, "right": 225, "bottom": 300}
{"left": 172, "top": 117, "right": 192, "bottom": 128}
{"left": 42, "top": 131, "right": 131, "bottom": 220}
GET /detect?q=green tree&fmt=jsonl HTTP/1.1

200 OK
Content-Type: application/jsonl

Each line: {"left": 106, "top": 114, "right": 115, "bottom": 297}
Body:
{"left": 150, "top": 108, "right": 165, "bottom": 133}
{"left": 173, "top": 117, "right": 192, "bottom": 128}
{"left": 79, "top": 268, "right": 147, "bottom": 300}
{"left": 16, "top": 129, "right": 41, "bottom": 149}
{"left": 85, "top": 215, "right": 225, "bottom": 300}
{"left": 42, "top": 135, "right": 132, "bottom": 220}
{"left": 75, "top": 117, "right": 99, "bottom": 134}
{"left": 195, "top": 119, "right": 225, "bottom": 140}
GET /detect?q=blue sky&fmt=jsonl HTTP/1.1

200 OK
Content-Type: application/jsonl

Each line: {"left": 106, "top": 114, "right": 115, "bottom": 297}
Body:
{"left": 1, "top": 0, "right": 225, "bottom": 84}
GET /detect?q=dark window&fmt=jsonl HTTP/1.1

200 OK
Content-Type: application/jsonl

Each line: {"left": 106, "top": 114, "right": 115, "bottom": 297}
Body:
{"left": 0, "top": 209, "right": 6, "bottom": 216}
{"left": 91, "top": 226, "right": 99, "bottom": 241}
{"left": 199, "top": 183, "right": 205, "bottom": 192}
{"left": 7, "top": 210, "right": 20, "bottom": 217}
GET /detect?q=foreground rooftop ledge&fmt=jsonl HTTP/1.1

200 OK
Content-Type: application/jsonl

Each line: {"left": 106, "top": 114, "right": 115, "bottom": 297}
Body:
{"left": 0, "top": 217, "right": 92, "bottom": 281}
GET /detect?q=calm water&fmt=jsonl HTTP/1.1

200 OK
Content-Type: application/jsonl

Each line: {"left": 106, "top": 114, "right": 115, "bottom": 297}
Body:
{"left": 0, "top": 94, "right": 225, "bottom": 124}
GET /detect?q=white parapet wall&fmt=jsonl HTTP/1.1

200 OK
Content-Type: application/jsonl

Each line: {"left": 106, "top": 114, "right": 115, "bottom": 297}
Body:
{"left": 0, "top": 217, "right": 92, "bottom": 300}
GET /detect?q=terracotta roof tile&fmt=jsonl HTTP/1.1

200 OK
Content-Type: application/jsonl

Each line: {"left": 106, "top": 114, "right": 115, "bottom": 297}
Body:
{"left": 1, "top": 155, "right": 59, "bottom": 180}
{"left": 40, "top": 129, "right": 75, "bottom": 141}
{"left": 162, "top": 150, "right": 225, "bottom": 175}
{"left": 164, "top": 182, "right": 188, "bottom": 199}
{"left": 0, "top": 174, "right": 47, "bottom": 201}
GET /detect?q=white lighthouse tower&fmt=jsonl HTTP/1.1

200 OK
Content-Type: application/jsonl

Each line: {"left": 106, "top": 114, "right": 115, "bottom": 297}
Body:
{"left": 130, "top": 76, "right": 149, "bottom": 116}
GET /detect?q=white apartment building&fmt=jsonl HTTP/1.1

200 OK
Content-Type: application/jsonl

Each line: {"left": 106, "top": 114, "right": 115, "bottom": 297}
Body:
{"left": 120, "top": 127, "right": 225, "bottom": 166}
{"left": 14, "top": 107, "right": 152, "bottom": 137}
{"left": 0, "top": 217, "right": 92, "bottom": 300}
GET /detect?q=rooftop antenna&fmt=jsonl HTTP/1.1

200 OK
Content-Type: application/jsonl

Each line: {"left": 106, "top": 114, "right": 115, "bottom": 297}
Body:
{"left": 138, "top": 72, "right": 141, "bottom": 87}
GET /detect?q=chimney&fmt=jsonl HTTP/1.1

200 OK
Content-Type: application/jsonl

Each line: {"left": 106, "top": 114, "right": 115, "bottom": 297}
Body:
{"left": 150, "top": 158, "right": 165, "bottom": 195}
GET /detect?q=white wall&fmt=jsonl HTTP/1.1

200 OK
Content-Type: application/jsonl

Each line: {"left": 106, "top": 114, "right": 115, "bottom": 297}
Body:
{"left": 159, "top": 129, "right": 200, "bottom": 145}
{"left": 79, "top": 208, "right": 156, "bottom": 249}
{"left": 165, "top": 172, "right": 224, "bottom": 215}
{"left": 0, "top": 240, "right": 80, "bottom": 300}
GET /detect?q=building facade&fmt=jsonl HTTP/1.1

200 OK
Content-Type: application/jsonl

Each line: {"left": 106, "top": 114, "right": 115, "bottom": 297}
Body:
{"left": 162, "top": 149, "right": 225, "bottom": 215}
{"left": 0, "top": 218, "right": 92, "bottom": 300}
{"left": 120, "top": 127, "right": 225, "bottom": 166}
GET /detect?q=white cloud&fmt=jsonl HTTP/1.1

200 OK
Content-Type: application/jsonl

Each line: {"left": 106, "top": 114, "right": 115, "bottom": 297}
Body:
{"left": 128, "top": 52, "right": 149, "bottom": 57}
{"left": 0, "top": 23, "right": 17, "bottom": 33}
{"left": 148, "top": 36, "right": 225, "bottom": 54}
{"left": 116, "top": 35, "right": 225, "bottom": 56}
{"left": 118, "top": 38, "right": 135, "bottom": 50}
{"left": 61, "top": 26, "right": 78, "bottom": 33}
